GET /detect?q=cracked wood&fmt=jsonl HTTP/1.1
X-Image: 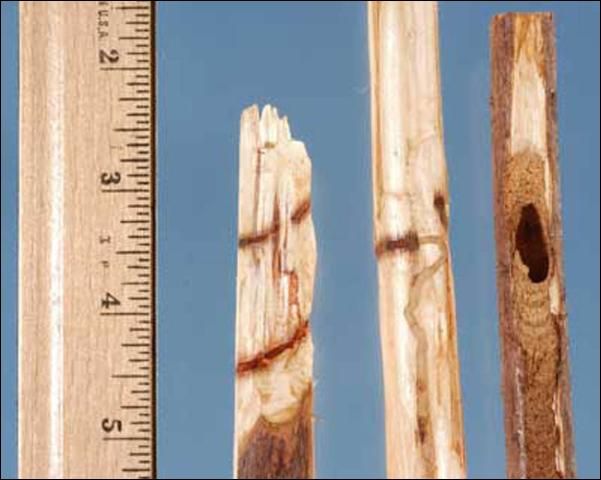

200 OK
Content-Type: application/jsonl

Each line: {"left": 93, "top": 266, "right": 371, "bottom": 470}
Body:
{"left": 234, "top": 105, "right": 316, "bottom": 479}
{"left": 368, "top": 2, "right": 466, "bottom": 478}
{"left": 490, "top": 13, "right": 575, "bottom": 479}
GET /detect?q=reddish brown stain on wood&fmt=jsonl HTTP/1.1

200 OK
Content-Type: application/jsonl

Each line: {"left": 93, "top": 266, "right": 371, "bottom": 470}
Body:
{"left": 238, "top": 198, "right": 311, "bottom": 248}
{"left": 433, "top": 192, "right": 448, "bottom": 230}
{"left": 291, "top": 198, "right": 311, "bottom": 224}
{"left": 238, "top": 223, "right": 280, "bottom": 248}
{"left": 374, "top": 230, "right": 420, "bottom": 257}
{"left": 237, "top": 386, "right": 313, "bottom": 479}
{"left": 236, "top": 320, "right": 310, "bottom": 375}
{"left": 287, "top": 270, "right": 299, "bottom": 307}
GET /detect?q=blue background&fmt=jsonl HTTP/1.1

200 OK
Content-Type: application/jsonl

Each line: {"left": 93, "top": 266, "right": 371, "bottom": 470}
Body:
{"left": 1, "top": 2, "right": 599, "bottom": 478}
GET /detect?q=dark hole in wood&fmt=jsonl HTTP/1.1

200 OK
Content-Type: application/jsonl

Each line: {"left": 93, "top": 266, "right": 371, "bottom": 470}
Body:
{"left": 515, "top": 203, "right": 549, "bottom": 283}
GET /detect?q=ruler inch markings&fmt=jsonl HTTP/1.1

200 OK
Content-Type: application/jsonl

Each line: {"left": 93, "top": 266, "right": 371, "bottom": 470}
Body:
{"left": 19, "top": 2, "right": 156, "bottom": 478}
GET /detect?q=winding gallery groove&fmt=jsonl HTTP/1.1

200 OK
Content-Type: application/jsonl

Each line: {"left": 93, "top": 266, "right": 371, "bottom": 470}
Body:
{"left": 234, "top": 105, "right": 317, "bottom": 479}
{"left": 490, "top": 13, "right": 575, "bottom": 478}
{"left": 368, "top": 2, "right": 466, "bottom": 478}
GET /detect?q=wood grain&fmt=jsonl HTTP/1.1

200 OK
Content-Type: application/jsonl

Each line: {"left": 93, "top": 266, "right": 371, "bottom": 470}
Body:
{"left": 234, "top": 105, "right": 316, "bottom": 479}
{"left": 490, "top": 13, "right": 575, "bottom": 479}
{"left": 19, "top": 2, "right": 156, "bottom": 478}
{"left": 368, "top": 2, "right": 466, "bottom": 478}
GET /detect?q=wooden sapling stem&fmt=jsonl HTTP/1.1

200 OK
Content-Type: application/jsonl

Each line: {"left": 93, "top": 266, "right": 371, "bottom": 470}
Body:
{"left": 368, "top": 2, "right": 466, "bottom": 478}
{"left": 490, "top": 13, "right": 575, "bottom": 479}
{"left": 234, "top": 105, "right": 316, "bottom": 479}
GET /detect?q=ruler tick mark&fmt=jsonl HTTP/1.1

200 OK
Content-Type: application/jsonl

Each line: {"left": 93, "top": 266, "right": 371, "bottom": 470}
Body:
{"left": 102, "top": 188, "right": 149, "bottom": 193}
{"left": 101, "top": 66, "right": 148, "bottom": 71}
{"left": 100, "top": 312, "right": 149, "bottom": 316}
{"left": 104, "top": 436, "right": 150, "bottom": 441}
{"left": 115, "top": 5, "right": 150, "bottom": 10}
{"left": 114, "top": 127, "right": 149, "bottom": 132}
{"left": 120, "top": 158, "right": 148, "bottom": 163}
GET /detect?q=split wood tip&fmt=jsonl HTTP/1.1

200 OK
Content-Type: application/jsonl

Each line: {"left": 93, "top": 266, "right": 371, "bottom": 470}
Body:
{"left": 235, "top": 102, "right": 316, "bottom": 478}
{"left": 241, "top": 103, "right": 292, "bottom": 147}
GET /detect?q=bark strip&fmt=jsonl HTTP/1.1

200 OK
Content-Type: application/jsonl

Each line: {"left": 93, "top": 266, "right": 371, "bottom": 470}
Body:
{"left": 234, "top": 105, "right": 317, "bottom": 479}
{"left": 368, "top": 2, "right": 466, "bottom": 478}
{"left": 237, "top": 387, "right": 314, "bottom": 479}
{"left": 490, "top": 13, "right": 575, "bottom": 479}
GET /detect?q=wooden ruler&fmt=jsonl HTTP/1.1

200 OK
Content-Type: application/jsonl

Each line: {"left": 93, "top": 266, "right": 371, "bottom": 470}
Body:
{"left": 19, "top": 2, "right": 156, "bottom": 478}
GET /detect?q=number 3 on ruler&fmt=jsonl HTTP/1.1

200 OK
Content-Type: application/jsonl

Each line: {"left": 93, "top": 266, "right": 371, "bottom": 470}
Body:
{"left": 100, "top": 171, "right": 121, "bottom": 185}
